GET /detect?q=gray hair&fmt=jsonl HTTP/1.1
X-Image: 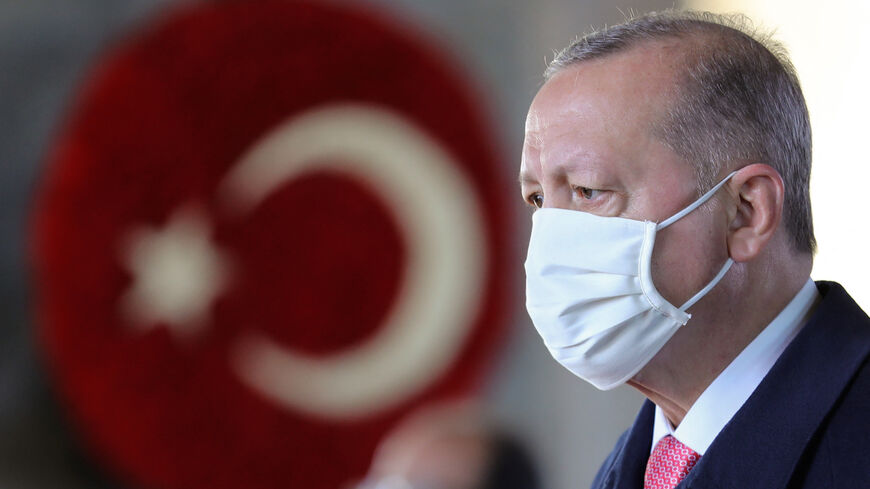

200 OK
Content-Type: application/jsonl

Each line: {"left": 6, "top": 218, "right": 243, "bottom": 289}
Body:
{"left": 546, "top": 10, "right": 815, "bottom": 254}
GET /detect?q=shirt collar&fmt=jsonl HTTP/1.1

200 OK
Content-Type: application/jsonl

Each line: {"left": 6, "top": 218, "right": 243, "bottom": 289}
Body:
{"left": 651, "top": 278, "right": 820, "bottom": 455}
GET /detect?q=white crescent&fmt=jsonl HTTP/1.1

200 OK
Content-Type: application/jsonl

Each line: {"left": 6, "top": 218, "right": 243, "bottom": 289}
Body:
{"left": 218, "top": 104, "right": 487, "bottom": 420}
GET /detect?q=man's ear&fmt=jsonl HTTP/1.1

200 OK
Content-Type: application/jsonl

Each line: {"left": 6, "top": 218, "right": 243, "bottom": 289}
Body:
{"left": 726, "top": 163, "right": 785, "bottom": 262}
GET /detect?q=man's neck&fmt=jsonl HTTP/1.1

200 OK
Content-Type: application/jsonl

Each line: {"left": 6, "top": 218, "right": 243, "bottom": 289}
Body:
{"left": 627, "top": 254, "right": 812, "bottom": 427}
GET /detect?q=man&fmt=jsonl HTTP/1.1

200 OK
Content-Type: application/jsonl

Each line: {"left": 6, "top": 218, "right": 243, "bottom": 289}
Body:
{"left": 520, "top": 10, "right": 870, "bottom": 489}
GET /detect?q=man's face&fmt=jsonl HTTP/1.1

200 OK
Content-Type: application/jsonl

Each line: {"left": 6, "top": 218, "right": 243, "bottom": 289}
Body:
{"left": 520, "top": 44, "right": 731, "bottom": 310}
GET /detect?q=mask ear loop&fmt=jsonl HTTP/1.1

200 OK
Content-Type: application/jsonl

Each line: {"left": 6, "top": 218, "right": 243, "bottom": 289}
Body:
{"left": 679, "top": 258, "right": 733, "bottom": 311}
{"left": 656, "top": 171, "right": 738, "bottom": 231}
{"left": 653, "top": 170, "right": 738, "bottom": 312}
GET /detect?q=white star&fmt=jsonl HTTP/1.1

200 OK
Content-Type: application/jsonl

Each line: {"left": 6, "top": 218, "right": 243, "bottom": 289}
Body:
{"left": 119, "top": 206, "right": 232, "bottom": 340}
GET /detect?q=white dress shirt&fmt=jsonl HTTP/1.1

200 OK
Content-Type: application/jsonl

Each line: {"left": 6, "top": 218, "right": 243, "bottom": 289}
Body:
{"left": 651, "top": 278, "right": 820, "bottom": 455}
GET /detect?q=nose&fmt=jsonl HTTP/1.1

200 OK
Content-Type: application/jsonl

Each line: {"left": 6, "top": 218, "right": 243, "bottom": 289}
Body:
{"left": 539, "top": 186, "right": 574, "bottom": 210}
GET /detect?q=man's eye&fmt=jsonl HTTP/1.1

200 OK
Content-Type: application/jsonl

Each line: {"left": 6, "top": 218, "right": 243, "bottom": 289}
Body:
{"left": 529, "top": 194, "right": 544, "bottom": 208}
{"left": 577, "top": 187, "right": 602, "bottom": 200}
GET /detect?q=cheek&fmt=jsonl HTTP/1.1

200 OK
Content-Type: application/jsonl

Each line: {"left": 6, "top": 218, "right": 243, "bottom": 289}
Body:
{"left": 649, "top": 207, "right": 729, "bottom": 307}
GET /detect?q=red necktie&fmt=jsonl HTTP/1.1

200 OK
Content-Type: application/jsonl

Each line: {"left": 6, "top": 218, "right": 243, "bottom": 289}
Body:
{"left": 643, "top": 435, "right": 700, "bottom": 489}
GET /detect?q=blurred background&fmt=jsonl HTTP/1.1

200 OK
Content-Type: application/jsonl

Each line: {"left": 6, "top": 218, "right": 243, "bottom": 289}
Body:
{"left": 1, "top": 1, "right": 867, "bottom": 489}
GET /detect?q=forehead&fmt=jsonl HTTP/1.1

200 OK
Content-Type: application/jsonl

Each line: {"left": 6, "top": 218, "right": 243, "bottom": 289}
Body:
{"left": 521, "top": 43, "right": 685, "bottom": 183}
{"left": 528, "top": 43, "right": 680, "bottom": 137}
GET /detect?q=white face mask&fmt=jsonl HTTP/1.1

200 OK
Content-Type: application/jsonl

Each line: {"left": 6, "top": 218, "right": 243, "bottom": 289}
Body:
{"left": 524, "top": 172, "right": 736, "bottom": 390}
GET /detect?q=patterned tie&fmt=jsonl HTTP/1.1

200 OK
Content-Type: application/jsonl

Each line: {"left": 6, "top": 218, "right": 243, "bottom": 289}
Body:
{"left": 643, "top": 435, "right": 700, "bottom": 489}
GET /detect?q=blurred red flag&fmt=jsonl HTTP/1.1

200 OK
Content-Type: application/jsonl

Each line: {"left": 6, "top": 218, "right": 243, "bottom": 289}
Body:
{"left": 31, "top": 1, "right": 512, "bottom": 489}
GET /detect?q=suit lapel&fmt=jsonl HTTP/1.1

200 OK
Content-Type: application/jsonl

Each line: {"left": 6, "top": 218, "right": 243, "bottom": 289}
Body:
{"left": 598, "top": 400, "right": 654, "bottom": 489}
{"left": 680, "top": 282, "right": 870, "bottom": 489}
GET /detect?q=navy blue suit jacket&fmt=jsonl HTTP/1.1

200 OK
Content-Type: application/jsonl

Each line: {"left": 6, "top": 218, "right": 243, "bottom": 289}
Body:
{"left": 590, "top": 282, "right": 870, "bottom": 489}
